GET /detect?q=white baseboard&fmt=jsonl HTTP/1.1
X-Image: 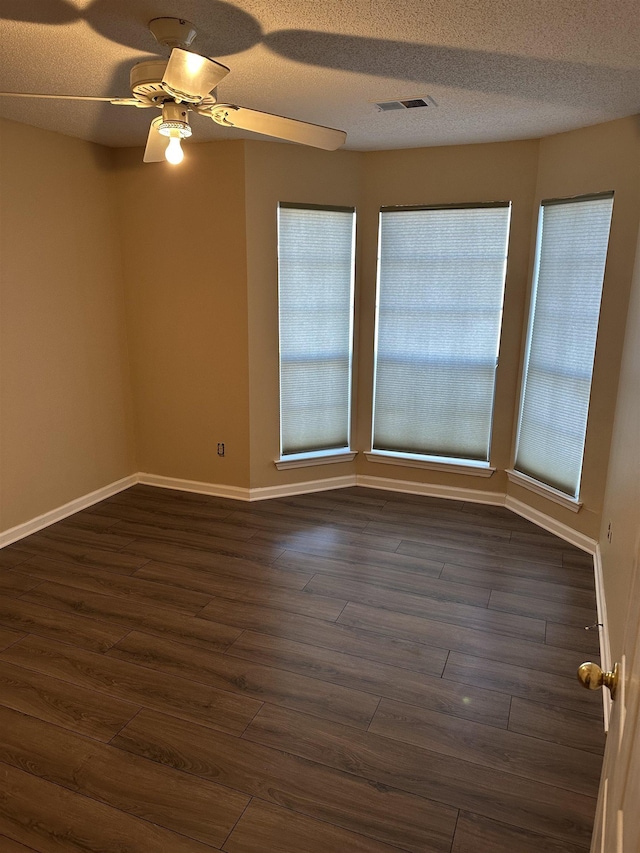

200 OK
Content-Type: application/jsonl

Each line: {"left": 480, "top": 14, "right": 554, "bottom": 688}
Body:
{"left": 593, "top": 544, "right": 612, "bottom": 731}
{"left": 356, "top": 474, "right": 505, "bottom": 505}
{"left": 137, "top": 472, "right": 251, "bottom": 502}
{"left": 138, "top": 472, "right": 358, "bottom": 502}
{"left": 0, "top": 474, "right": 138, "bottom": 548}
{"left": 505, "top": 495, "right": 598, "bottom": 554}
{"left": 250, "top": 475, "right": 357, "bottom": 501}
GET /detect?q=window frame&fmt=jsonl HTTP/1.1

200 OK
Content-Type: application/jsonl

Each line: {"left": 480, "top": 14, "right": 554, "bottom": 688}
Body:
{"left": 370, "top": 200, "right": 512, "bottom": 471}
{"left": 511, "top": 190, "right": 614, "bottom": 505}
{"left": 276, "top": 202, "right": 357, "bottom": 467}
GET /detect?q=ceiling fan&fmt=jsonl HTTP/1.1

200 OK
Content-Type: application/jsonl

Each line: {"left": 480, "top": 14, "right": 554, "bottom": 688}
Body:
{"left": 0, "top": 17, "right": 347, "bottom": 164}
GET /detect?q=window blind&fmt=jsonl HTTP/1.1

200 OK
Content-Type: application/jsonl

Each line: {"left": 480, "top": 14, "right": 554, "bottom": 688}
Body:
{"left": 278, "top": 204, "right": 355, "bottom": 456}
{"left": 514, "top": 193, "right": 614, "bottom": 497}
{"left": 372, "top": 204, "right": 511, "bottom": 461}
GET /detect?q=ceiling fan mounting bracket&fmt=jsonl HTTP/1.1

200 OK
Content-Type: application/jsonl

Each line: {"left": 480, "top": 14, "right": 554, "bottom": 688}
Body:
{"left": 149, "top": 18, "right": 198, "bottom": 50}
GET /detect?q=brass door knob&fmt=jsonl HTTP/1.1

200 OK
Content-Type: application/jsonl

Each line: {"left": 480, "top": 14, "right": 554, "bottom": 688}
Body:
{"left": 577, "top": 661, "right": 619, "bottom": 699}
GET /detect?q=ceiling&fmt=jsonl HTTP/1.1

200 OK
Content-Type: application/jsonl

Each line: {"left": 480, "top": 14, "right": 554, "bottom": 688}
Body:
{"left": 0, "top": 0, "right": 638, "bottom": 152}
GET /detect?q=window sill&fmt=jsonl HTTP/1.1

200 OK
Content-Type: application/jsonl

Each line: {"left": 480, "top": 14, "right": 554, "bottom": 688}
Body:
{"left": 275, "top": 450, "right": 357, "bottom": 470}
{"left": 364, "top": 451, "right": 495, "bottom": 478}
{"left": 506, "top": 469, "right": 582, "bottom": 512}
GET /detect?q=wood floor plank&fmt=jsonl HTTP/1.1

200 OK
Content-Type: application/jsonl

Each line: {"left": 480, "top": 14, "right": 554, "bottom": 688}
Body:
{"left": 23, "top": 581, "right": 243, "bottom": 653}
{"left": 0, "top": 836, "right": 39, "bottom": 852}
{"left": 115, "top": 520, "right": 286, "bottom": 562}
{"left": 0, "top": 704, "right": 249, "bottom": 848}
{"left": 108, "top": 630, "right": 379, "bottom": 730}
{"left": 10, "top": 544, "right": 149, "bottom": 575}
{"left": 274, "top": 548, "right": 445, "bottom": 586}
{"left": 0, "top": 548, "right": 32, "bottom": 569}
{"left": 121, "top": 535, "right": 285, "bottom": 568}
{"left": 300, "top": 559, "right": 487, "bottom": 605}
{"left": 338, "top": 602, "right": 589, "bottom": 678}
{"left": 113, "top": 708, "right": 457, "bottom": 853}
{"left": 397, "top": 535, "right": 564, "bottom": 567}
{"left": 305, "top": 574, "right": 545, "bottom": 641}
{"left": 0, "top": 658, "right": 139, "bottom": 741}
{"left": 563, "top": 550, "right": 594, "bottom": 569}
{"left": 257, "top": 539, "right": 411, "bottom": 568}
{"left": 108, "top": 505, "right": 259, "bottom": 541}
{"left": 545, "top": 621, "right": 601, "bottom": 655}
{"left": 340, "top": 498, "right": 530, "bottom": 534}
{"left": 440, "top": 561, "right": 597, "bottom": 604}
{"left": 508, "top": 529, "right": 569, "bottom": 551}
{"left": 0, "top": 596, "right": 128, "bottom": 652}
{"left": 1, "top": 635, "right": 261, "bottom": 735}
{"left": 227, "top": 506, "right": 370, "bottom": 535}
{"left": 58, "top": 511, "right": 124, "bottom": 532}
{"left": 488, "top": 589, "right": 596, "bottom": 627}
{"left": 11, "top": 534, "right": 94, "bottom": 563}
{"left": 134, "top": 556, "right": 312, "bottom": 591}
{"left": 223, "top": 799, "right": 408, "bottom": 853}
{"left": 18, "top": 556, "right": 212, "bottom": 614}
{"left": 443, "top": 651, "right": 602, "bottom": 718}
{"left": 96, "top": 498, "right": 235, "bottom": 525}
{"left": 451, "top": 811, "right": 589, "bottom": 853}
{"left": 243, "top": 703, "right": 597, "bottom": 849}
{"left": 134, "top": 567, "right": 347, "bottom": 621}
{"left": 251, "top": 526, "right": 403, "bottom": 556}
{"left": 365, "top": 517, "right": 512, "bottom": 547}
{"left": 195, "top": 597, "right": 449, "bottom": 676}
{"left": 508, "top": 697, "right": 605, "bottom": 755}
{"left": 39, "top": 523, "right": 137, "bottom": 553}
{"left": 0, "top": 626, "right": 26, "bottom": 652}
{"left": 0, "top": 761, "right": 220, "bottom": 852}
{"left": 368, "top": 698, "right": 602, "bottom": 797}
{"left": 0, "top": 572, "right": 40, "bottom": 598}
{"left": 226, "top": 630, "right": 510, "bottom": 727}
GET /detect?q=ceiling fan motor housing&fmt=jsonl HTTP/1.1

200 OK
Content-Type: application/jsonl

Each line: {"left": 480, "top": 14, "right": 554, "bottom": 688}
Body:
{"left": 130, "top": 60, "right": 170, "bottom": 105}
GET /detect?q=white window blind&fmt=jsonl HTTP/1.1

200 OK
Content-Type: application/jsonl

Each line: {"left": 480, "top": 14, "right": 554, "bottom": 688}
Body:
{"left": 372, "top": 204, "right": 511, "bottom": 461}
{"left": 278, "top": 204, "right": 355, "bottom": 456}
{"left": 514, "top": 193, "right": 614, "bottom": 498}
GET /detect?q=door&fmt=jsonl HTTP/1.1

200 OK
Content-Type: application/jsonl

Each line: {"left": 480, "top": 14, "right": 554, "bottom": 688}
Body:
{"left": 591, "top": 531, "right": 640, "bottom": 853}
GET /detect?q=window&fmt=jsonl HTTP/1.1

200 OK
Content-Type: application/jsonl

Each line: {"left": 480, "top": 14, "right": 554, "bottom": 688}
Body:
{"left": 371, "top": 203, "right": 511, "bottom": 467}
{"left": 513, "top": 192, "right": 614, "bottom": 500}
{"left": 277, "top": 204, "right": 356, "bottom": 462}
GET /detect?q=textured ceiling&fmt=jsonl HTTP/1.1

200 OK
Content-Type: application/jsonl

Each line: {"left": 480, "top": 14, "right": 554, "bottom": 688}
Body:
{"left": 0, "top": 0, "right": 638, "bottom": 151}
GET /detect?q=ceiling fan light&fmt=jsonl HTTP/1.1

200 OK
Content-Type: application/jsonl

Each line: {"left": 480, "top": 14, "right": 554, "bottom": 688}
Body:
{"left": 164, "top": 132, "right": 184, "bottom": 165}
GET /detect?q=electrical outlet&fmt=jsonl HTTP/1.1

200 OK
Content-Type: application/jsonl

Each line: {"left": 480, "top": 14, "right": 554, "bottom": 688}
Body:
{"left": 607, "top": 522, "right": 612, "bottom": 543}
{"left": 217, "top": 443, "right": 225, "bottom": 457}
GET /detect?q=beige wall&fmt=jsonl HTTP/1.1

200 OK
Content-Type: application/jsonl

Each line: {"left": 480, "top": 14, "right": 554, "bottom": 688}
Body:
{"left": 506, "top": 117, "right": 640, "bottom": 538}
{"left": 112, "top": 140, "right": 250, "bottom": 488}
{"left": 599, "top": 221, "right": 640, "bottom": 659}
{"left": 0, "top": 119, "right": 136, "bottom": 532}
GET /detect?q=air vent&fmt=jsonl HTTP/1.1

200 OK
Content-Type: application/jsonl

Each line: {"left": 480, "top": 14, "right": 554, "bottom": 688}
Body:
{"left": 375, "top": 96, "right": 436, "bottom": 112}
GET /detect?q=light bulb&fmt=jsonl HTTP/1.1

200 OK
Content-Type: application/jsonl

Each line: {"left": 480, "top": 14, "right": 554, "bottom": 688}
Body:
{"left": 165, "top": 131, "right": 184, "bottom": 165}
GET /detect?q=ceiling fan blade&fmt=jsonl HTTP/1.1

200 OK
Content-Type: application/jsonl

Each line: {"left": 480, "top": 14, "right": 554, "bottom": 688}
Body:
{"left": 161, "top": 48, "right": 230, "bottom": 103}
{"left": 0, "top": 92, "right": 120, "bottom": 101}
{"left": 143, "top": 117, "right": 167, "bottom": 163}
{"left": 211, "top": 105, "right": 346, "bottom": 150}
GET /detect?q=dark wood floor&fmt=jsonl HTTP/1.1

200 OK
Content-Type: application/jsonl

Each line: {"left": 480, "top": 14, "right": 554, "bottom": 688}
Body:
{"left": 0, "top": 484, "right": 604, "bottom": 852}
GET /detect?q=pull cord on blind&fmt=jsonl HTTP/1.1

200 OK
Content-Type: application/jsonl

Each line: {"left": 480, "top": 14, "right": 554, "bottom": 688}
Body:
{"left": 372, "top": 204, "right": 511, "bottom": 462}
{"left": 514, "top": 193, "right": 614, "bottom": 498}
{"left": 278, "top": 204, "right": 356, "bottom": 457}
